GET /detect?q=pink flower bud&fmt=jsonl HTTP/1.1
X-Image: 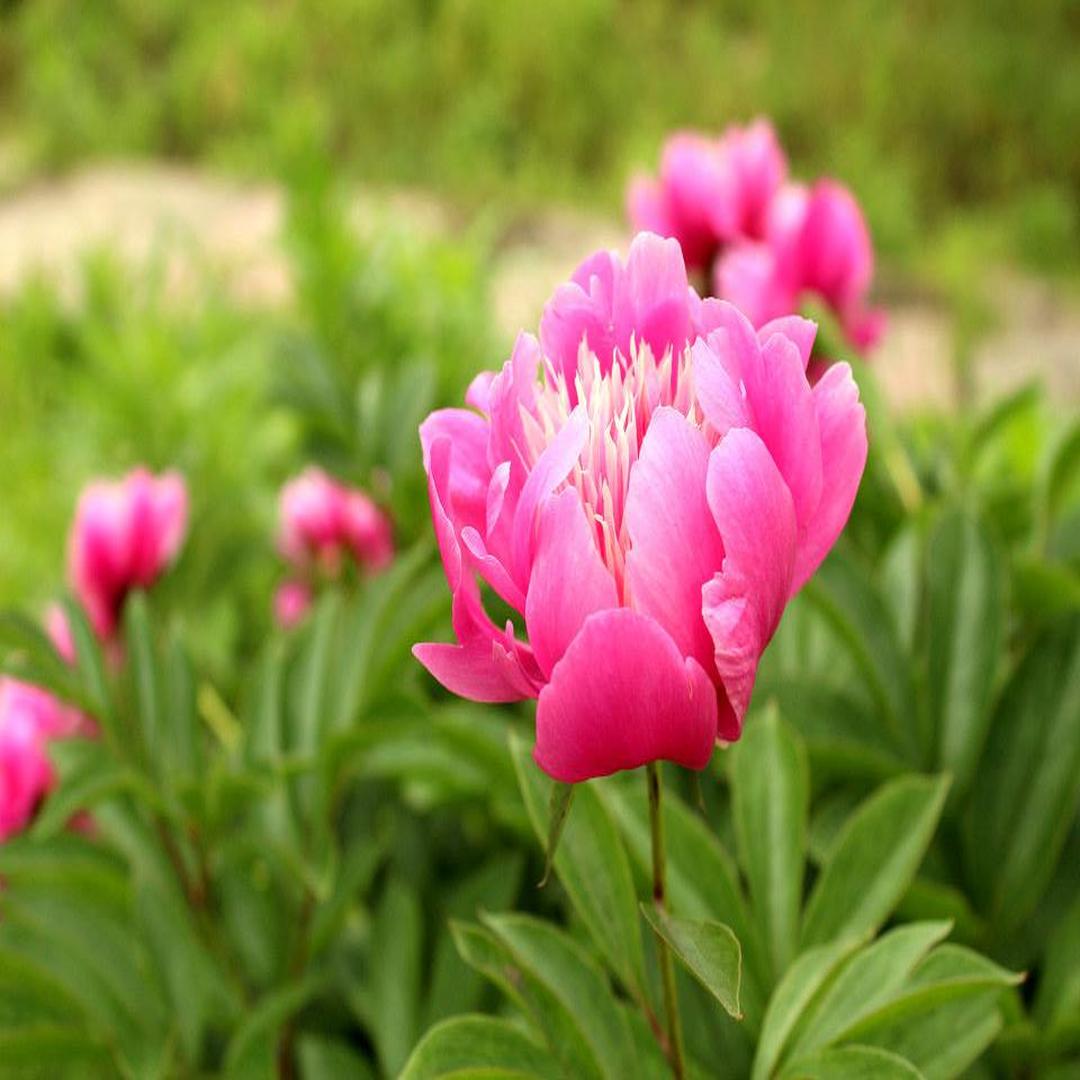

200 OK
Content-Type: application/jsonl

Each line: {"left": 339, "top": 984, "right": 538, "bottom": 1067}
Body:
{"left": 67, "top": 468, "right": 188, "bottom": 639}
{"left": 278, "top": 468, "right": 393, "bottom": 576}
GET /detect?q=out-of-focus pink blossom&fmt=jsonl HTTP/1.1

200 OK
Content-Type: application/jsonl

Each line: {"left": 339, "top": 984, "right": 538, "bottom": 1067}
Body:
{"left": 628, "top": 120, "right": 787, "bottom": 274}
{"left": 0, "top": 679, "right": 83, "bottom": 841}
{"left": 716, "top": 179, "right": 885, "bottom": 351}
{"left": 274, "top": 581, "right": 313, "bottom": 629}
{"left": 45, "top": 603, "right": 77, "bottom": 665}
{"left": 414, "top": 233, "right": 867, "bottom": 782}
{"left": 278, "top": 468, "right": 394, "bottom": 575}
{"left": 68, "top": 468, "right": 188, "bottom": 639}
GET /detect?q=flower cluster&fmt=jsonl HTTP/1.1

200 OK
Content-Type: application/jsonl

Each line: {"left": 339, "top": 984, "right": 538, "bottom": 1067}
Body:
{"left": 629, "top": 120, "right": 883, "bottom": 356}
{"left": 274, "top": 467, "right": 394, "bottom": 627}
{"left": 414, "top": 233, "right": 867, "bottom": 782}
{"left": 1, "top": 467, "right": 187, "bottom": 841}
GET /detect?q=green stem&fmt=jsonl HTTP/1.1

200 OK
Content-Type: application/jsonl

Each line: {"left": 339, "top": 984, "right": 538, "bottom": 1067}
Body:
{"left": 647, "top": 763, "right": 686, "bottom": 1080}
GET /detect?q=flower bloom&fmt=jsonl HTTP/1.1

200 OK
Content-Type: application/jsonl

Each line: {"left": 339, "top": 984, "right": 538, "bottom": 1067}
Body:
{"left": 716, "top": 179, "right": 885, "bottom": 352}
{"left": 0, "top": 679, "right": 83, "bottom": 840}
{"left": 68, "top": 468, "right": 188, "bottom": 639}
{"left": 414, "top": 234, "right": 867, "bottom": 782}
{"left": 278, "top": 468, "right": 394, "bottom": 576}
{"left": 628, "top": 120, "right": 786, "bottom": 274}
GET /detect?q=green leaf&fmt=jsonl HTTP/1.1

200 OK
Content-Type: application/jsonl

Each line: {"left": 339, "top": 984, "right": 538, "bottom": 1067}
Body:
{"left": 836, "top": 946, "right": 1020, "bottom": 1078}
{"left": 966, "top": 616, "right": 1080, "bottom": 929}
{"left": 296, "top": 1034, "right": 376, "bottom": 1080}
{"left": 640, "top": 905, "right": 742, "bottom": 1019}
{"left": 124, "top": 591, "right": 163, "bottom": 769}
{"left": 752, "top": 939, "right": 863, "bottom": 1080}
{"left": 456, "top": 915, "right": 632, "bottom": 1080}
{"left": 764, "top": 680, "right": 905, "bottom": 786}
{"left": 510, "top": 731, "right": 646, "bottom": 1002}
{"left": 369, "top": 876, "right": 423, "bottom": 1077}
{"left": 223, "top": 976, "right": 322, "bottom": 1079}
{"left": 60, "top": 597, "right": 114, "bottom": 736}
{"left": 780, "top": 1045, "right": 923, "bottom": 1079}
{"left": 30, "top": 741, "right": 164, "bottom": 839}
{"left": 804, "top": 553, "right": 918, "bottom": 760}
{"left": 400, "top": 1016, "right": 560, "bottom": 1080}
{"left": 0, "top": 1025, "right": 112, "bottom": 1075}
{"left": 0, "top": 610, "right": 95, "bottom": 714}
{"left": 292, "top": 592, "right": 341, "bottom": 755}
{"left": 540, "top": 781, "right": 575, "bottom": 887}
{"left": 1034, "top": 896, "right": 1080, "bottom": 1032}
{"left": 424, "top": 853, "right": 524, "bottom": 1027}
{"left": 730, "top": 708, "right": 808, "bottom": 977}
{"left": 596, "top": 775, "right": 769, "bottom": 1029}
{"left": 800, "top": 775, "right": 949, "bottom": 949}
{"left": 787, "top": 922, "right": 953, "bottom": 1058}
{"left": 924, "top": 508, "right": 1004, "bottom": 796}
{"left": 164, "top": 634, "right": 202, "bottom": 780}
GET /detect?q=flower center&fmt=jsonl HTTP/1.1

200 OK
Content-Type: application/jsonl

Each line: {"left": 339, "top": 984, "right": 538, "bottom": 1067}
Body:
{"left": 522, "top": 339, "right": 704, "bottom": 600}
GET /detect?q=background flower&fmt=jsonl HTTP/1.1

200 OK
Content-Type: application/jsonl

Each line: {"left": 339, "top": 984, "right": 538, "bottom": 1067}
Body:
{"left": 67, "top": 468, "right": 188, "bottom": 640}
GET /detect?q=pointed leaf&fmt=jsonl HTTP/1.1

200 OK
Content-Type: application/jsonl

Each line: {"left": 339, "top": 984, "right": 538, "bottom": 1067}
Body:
{"left": 730, "top": 707, "right": 808, "bottom": 977}
{"left": 640, "top": 905, "right": 742, "bottom": 1019}
{"left": 752, "top": 939, "right": 863, "bottom": 1080}
{"left": 924, "top": 508, "right": 1004, "bottom": 796}
{"left": 801, "top": 775, "right": 949, "bottom": 949}
{"left": 400, "top": 1016, "right": 561, "bottom": 1080}
{"left": 510, "top": 731, "right": 646, "bottom": 1001}
{"left": 540, "top": 781, "right": 575, "bottom": 887}
{"left": 787, "top": 922, "right": 953, "bottom": 1058}
{"left": 966, "top": 616, "right": 1080, "bottom": 930}
{"left": 780, "top": 1045, "right": 923, "bottom": 1079}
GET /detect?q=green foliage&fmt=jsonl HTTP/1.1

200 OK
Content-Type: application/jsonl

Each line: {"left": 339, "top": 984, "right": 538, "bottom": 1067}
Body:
{"left": 1, "top": 2, "right": 1077, "bottom": 272}
{"left": 408, "top": 716, "right": 1015, "bottom": 1079}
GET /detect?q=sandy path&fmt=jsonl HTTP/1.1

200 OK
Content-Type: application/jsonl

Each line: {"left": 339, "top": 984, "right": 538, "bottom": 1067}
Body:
{"left": 0, "top": 162, "right": 1076, "bottom": 412}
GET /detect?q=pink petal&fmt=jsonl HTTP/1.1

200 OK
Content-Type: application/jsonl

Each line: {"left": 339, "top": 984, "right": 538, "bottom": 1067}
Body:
{"left": 510, "top": 407, "right": 588, "bottom": 588}
{"left": 525, "top": 489, "right": 617, "bottom": 679}
{"left": 625, "top": 408, "right": 724, "bottom": 676}
{"left": 758, "top": 315, "right": 817, "bottom": 369}
{"left": 704, "top": 429, "right": 798, "bottom": 738}
{"left": 792, "top": 362, "right": 868, "bottom": 592}
{"left": 618, "top": 232, "right": 692, "bottom": 363}
{"left": 534, "top": 609, "right": 718, "bottom": 782}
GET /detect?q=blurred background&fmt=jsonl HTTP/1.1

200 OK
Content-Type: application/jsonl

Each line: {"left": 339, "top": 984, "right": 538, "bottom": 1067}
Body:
{"left": 0, "top": 0, "right": 1077, "bottom": 643}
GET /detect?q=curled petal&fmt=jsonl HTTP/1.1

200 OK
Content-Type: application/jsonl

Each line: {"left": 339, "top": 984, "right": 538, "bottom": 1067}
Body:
{"left": 704, "top": 429, "right": 798, "bottom": 739}
{"left": 792, "top": 362, "right": 868, "bottom": 592}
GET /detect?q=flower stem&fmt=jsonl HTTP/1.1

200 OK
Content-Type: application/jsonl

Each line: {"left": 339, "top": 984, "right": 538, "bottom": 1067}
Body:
{"left": 647, "top": 762, "right": 686, "bottom": 1080}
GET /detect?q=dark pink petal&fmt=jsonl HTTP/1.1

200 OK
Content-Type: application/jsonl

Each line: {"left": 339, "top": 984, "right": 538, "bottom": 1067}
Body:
{"left": 412, "top": 638, "right": 537, "bottom": 703}
{"left": 703, "top": 429, "right": 798, "bottom": 739}
{"left": 625, "top": 408, "right": 724, "bottom": 677}
{"left": 525, "top": 488, "right": 617, "bottom": 679}
{"left": 534, "top": 609, "right": 718, "bottom": 782}
{"left": 792, "top": 362, "right": 868, "bottom": 592}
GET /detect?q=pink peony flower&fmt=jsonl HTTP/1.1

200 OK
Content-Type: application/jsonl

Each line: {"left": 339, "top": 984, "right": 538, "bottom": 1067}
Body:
{"left": 0, "top": 679, "right": 83, "bottom": 840}
{"left": 628, "top": 120, "right": 787, "bottom": 274}
{"left": 274, "top": 580, "right": 313, "bottom": 629}
{"left": 68, "top": 468, "right": 188, "bottom": 640}
{"left": 717, "top": 180, "right": 885, "bottom": 352}
{"left": 278, "top": 468, "right": 394, "bottom": 576}
{"left": 414, "top": 234, "right": 867, "bottom": 782}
